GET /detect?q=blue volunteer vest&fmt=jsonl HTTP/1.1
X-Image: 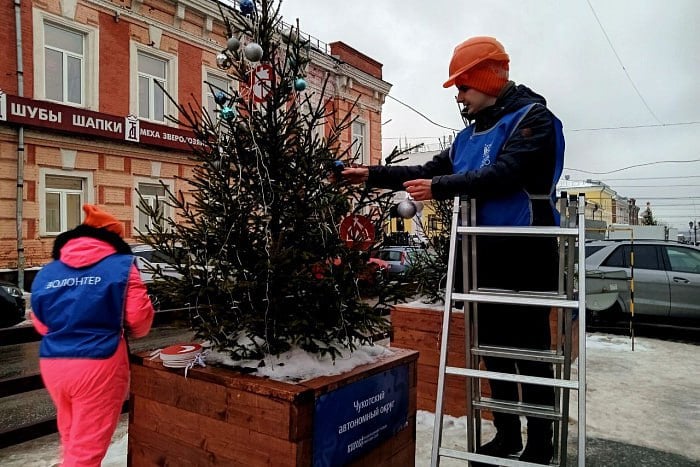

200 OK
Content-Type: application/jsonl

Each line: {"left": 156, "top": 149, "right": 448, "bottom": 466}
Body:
{"left": 31, "top": 254, "right": 134, "bottom": 358}
{"left": 450, "top": 103, "right": 564, "bottom": 226}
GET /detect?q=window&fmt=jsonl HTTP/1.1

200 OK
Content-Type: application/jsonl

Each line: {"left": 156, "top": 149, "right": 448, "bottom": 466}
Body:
{"left": 42, "top": 174, "right": 90, "bottom": 235}
{"left": 585, "top": 245, "right": 606, "bottom": 257}
{"left": 204, "top": 72, "right": 230, "bottom": 123}
{"left": 130, "top": 44, "right": 177, "bottom": 123}
{"left": 33, "top": 11, "right": 98, "bottom": 108}
{"left": 44, "top": 23, "right": 84, "bottom": 105}
{"left": 665, "top": 246, "right": 700, "bottom": 274}
{"left": 137, "top": 183, "right": 166, "bottom": 232}
{"left": 351, "top": 120, "right": 367, "bottom": 165}
{"left": 138, "top": 53, "right": 167, "bottom": 122}
{"left": 603, "top": 245, "right": 662, "bottom": 270}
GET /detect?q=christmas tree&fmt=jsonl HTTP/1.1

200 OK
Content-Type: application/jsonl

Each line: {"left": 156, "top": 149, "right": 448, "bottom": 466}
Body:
{"left": 137, "top": 0, "right": 405, "bottom": 361}
{"left": 405, "top": 199, "right": 452, "bottom": 304}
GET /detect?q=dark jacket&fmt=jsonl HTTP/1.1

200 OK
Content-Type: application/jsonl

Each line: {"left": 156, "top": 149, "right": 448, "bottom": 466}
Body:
{"left": 367, "top": 82, "right": 561, "bottom": 226}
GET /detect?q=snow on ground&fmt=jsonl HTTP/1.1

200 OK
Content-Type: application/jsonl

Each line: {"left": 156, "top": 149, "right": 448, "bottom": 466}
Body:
{"left": 0, "top": 333, "right": 698, "bottom": 465}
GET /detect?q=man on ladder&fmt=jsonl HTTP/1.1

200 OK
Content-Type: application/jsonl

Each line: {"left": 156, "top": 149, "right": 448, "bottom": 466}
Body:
{"left": 342, "top": 36, "right": 565, "bottom": 464}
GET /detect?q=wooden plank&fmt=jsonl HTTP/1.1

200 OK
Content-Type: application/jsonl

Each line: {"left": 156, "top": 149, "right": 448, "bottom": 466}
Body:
{"left": 131, "top": 373, "right": 299, "bottom": 441}
{"left": 130, "top": 365, "right": 228, "bottom": 421}
{"left": 133, "top": 353, "right": 312, "bottom": 403}
{"left": 226, "top": 388, "right": 296, "bottom": 440}
{"left": 130, "top": 396, "right": 300, "bottom": 467}
{"left": 391, "top": 305, "right": 465, "bottom": 335}
{"left": 128, "top": 423, "right": 219, "bottom": 466}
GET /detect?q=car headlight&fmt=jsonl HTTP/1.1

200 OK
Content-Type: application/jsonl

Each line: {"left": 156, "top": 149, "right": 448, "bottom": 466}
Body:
{"left": 2, "top": 285, "right": 22, "bottom": 298}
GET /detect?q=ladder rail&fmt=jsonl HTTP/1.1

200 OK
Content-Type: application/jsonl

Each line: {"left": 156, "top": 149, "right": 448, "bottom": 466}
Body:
{"left": 576, "top": 195, "right": 587, "bottom": 466}
{"left": 429, "top": 197, "right": 463, "bottom": 467}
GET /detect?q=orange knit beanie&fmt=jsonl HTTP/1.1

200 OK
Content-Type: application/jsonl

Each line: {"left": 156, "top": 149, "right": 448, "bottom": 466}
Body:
{"left": 82, "top": 204, "right": 124, "bottom": 237}
{"left": 454, "top": 60, "right": 510, "bottom": 97}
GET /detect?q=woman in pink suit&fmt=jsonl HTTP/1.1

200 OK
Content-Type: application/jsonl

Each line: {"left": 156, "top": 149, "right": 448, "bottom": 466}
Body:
{"left": 31, "top": 204, "right": 154, "bottom": 467}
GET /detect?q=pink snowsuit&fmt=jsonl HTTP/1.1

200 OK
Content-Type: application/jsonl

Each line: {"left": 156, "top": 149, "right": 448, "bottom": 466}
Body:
{"left": 31, "top": 237, "right": 154, "bottom": 467}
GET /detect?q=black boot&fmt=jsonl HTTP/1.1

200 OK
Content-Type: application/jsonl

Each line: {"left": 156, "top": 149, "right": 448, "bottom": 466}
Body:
{"left": 472, "top": 432, "right": 523, "bottom": 467}
{"left": 519, "top": 419, "right": 553, "bottom": 465}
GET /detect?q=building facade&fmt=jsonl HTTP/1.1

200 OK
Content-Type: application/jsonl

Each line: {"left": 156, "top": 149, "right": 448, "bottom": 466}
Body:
{"left": 1, "top": 0, "right": 391, "bottom": 283}
{"left": 557, "top": 179, "right": 631, "bottom": 226}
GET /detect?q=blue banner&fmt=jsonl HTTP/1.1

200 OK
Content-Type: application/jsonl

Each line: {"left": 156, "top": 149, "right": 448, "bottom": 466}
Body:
{"left": 312, "top": 363, "right": 409, "bottom": 467}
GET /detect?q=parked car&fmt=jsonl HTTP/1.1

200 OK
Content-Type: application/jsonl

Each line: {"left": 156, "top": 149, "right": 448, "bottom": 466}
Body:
{"left": 0, "top": 280, "right": 26, "bottom": 328}
{"left": 585, "top": 240, "right": 700, "bottom": 320}
{"left": 372, "top": 246, "right": 422, "bottom": 275}
{"left": 130, "top": 244, "right": 184, "bottom": 310}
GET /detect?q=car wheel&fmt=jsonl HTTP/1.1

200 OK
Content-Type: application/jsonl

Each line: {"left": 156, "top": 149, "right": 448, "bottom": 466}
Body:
{"left": 586, "top": 302, "right": 623, "bottom": 329}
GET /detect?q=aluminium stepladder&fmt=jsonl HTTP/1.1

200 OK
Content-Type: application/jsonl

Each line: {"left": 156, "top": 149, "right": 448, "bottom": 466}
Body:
{"left": 430, "top": 194, "right": 587, "bottom": 467}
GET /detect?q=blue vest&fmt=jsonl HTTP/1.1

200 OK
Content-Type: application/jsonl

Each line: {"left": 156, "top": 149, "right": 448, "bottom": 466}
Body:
{"left": 31, "top": 254, "right": 133, "bottom": 358}
{"left": 451, "top": 103, "right": 564, "bottom": 226}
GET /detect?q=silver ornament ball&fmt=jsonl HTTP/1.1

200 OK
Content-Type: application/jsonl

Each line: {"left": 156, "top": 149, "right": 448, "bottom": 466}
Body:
{"left": 216, "top": 53, "right": 231, "bottom": 69}
{"left": 244, "top": 42, "right": 264, "bottom": 62}
{"left": 226, "top": 36, "right": 240, "bottom": 52}
{"left": 397, "top": 200, "right": 417, "bottom": 219}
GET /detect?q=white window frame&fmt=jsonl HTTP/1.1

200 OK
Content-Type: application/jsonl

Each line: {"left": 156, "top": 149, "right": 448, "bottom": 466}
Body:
{"left": 351, "top": 119, "right": 368, "bottom": 165}
{"left": 133, "top": 177, "right": 174, "bottom": 235}
{"left": 202, "top": 67, "right": 235, "bottom": 124}
{"left": 130, "top": 42, "right": 178, "bottom": 125}
{"left": 32, "top": 9, "right": 99, "bottom": 109}
{"left": 39, "top": 168, "right": 94, "bottom": 236}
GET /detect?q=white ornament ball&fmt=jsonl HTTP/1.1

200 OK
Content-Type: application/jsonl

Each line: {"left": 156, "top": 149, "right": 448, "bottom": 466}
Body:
{"left": 216, "top": 53, "right": 231, "bottom": 69}
{"left": 244, "top": 42, "right": 264, "bottom": 62}
{"left": 397, "top": 200, "right": 417, "bottom": 219}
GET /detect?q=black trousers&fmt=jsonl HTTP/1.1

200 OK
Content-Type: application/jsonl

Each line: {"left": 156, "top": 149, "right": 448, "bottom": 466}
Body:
{"left": 459, "top": 236, "right": 558, "bottom": 440}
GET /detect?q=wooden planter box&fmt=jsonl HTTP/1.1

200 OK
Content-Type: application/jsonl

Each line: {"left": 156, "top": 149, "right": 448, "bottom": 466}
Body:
{"left": 391, "top": 303, "right": 578, "bottom": 418}
{"left": 128, "top": 347, "right": 418, "bottom": 467}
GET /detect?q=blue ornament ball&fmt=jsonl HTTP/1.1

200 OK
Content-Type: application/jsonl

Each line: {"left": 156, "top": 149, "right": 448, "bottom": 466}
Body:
{"left": 220, "top": 106, "right": 236, "bottom": 121}
{"left": 294, "top": 78, "right": 307, "bottom": 91}
{"left": 240, "top": 0, "right": 254, "bottom": 15}
{"left": 214, "top": 91, "right": 227, "bottom": 106}
{"left": 332, "top": 160, "right": 345, "bottom": 178}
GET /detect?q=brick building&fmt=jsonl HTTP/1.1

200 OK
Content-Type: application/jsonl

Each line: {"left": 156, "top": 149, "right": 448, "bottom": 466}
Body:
{"left": 0, "top": 0, "right": 391, "bottom": 287}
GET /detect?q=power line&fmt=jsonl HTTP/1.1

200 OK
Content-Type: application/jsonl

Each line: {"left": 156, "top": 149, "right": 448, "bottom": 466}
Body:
{"left": 385, "top": 95, "right": 460, "bottom": 132}
{"left": 628, "top": 196, "right": 700, "bottom": 200}
{"left": 611, "top": 184, "right": 700, "bottom": 188}
{"left": 600, "top": 175, "right": 700, "bottom": 181}
{"left": 564, "top": 158, "right": 700, "bottom": 175}
{"left": 569, "top": 121, "right": 700, "bottom": 132}
{"left": 586, "top": 0, "right": 663, "bottom": 124}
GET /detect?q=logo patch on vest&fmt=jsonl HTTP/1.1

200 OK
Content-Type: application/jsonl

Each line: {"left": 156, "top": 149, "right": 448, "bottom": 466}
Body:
{"left": 480, "top": 143, "right": 493, "bottom": 167}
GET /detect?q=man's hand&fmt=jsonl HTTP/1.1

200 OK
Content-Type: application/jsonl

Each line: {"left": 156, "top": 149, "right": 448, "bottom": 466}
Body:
{"left": 403, "top": 179, "right": 433, "bottom": 201}
{"left": 341, "top": 167, "right": 369, "bottom": 184}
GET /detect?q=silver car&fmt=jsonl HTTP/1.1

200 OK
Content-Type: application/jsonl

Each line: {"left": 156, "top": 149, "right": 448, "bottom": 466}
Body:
{"left": 372, "top": 246, "right": 421, "bottom": 275}
{"left": 585, "top": 240, "right": 700, "bottom": 319}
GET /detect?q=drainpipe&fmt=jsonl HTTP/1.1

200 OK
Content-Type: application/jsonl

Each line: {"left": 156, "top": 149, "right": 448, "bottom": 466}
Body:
{"left": 14, "top": 0, "right": 26, "bottom": 290}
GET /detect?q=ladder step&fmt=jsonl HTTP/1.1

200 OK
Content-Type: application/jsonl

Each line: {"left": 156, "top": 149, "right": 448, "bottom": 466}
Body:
{"left": 474, "top": 397, "right": 562, "bottom": 420}
{"left": 452, "top": 292, "right": 579, "bottom": 308}
{"left": 472, "top": 345, "right": 566, "bottom": 363}
{"left": 446, "top": 366, "right": 579, "bottom": 390}
{"left": 439, "top": 447, "right": 552, "bottom": 466}
{"left": 457, "top": 225, "right": 579, "bottom": 237}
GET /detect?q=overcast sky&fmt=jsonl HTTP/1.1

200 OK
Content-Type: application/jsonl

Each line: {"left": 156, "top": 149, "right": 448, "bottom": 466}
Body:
{"left": 278, "top": 0, "right": 700, "bottom": 230}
